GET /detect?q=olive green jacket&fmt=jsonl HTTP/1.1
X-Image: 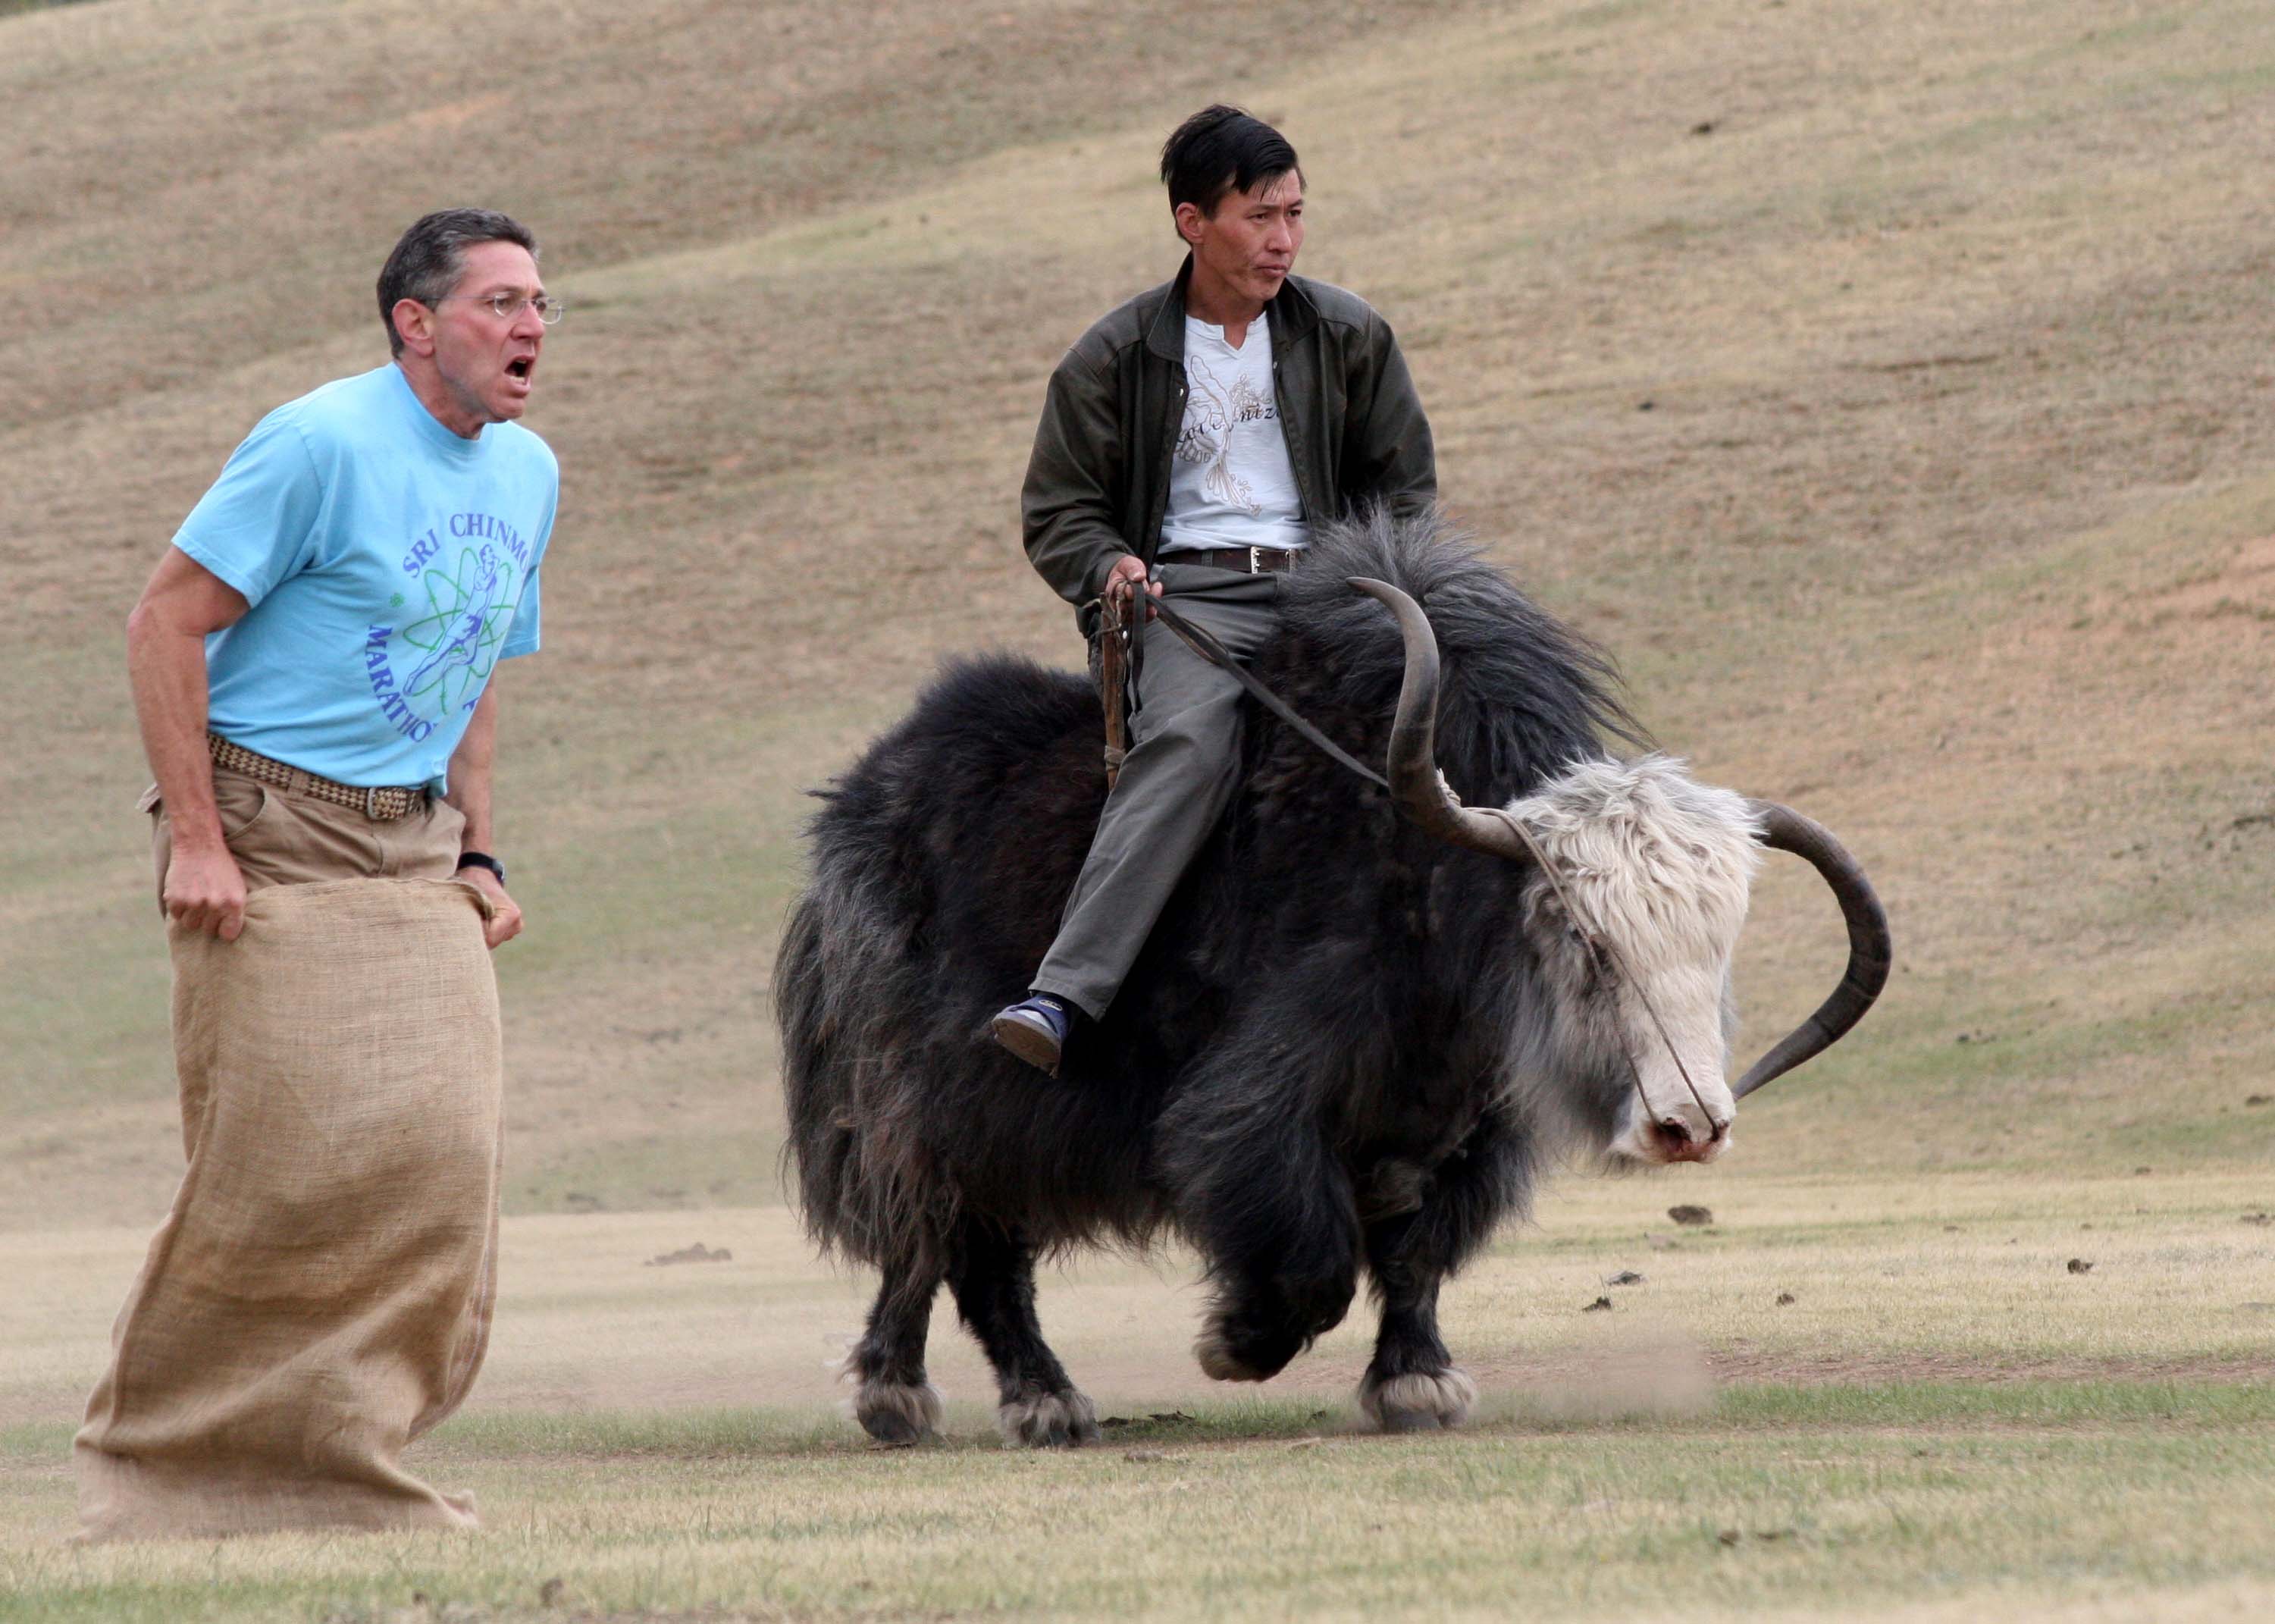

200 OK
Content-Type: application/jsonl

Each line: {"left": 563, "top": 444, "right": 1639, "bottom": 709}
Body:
{"left": 1021, "top": 258, "right": 1437, "bottom": 621}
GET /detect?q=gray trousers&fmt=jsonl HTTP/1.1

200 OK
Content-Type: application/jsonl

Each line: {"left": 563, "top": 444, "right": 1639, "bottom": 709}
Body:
{"left": 1032, "top": 561, "right": 1286, "bottom": 1020}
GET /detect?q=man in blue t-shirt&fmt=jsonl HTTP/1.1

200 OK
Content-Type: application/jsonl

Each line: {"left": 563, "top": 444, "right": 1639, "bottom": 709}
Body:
{"left": 124, "top": 208, "right": 563, "bottom": 947}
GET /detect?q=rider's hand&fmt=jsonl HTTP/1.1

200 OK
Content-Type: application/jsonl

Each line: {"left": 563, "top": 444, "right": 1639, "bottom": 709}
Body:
{"left": 163, "top": 843, "right": 249, "bottom": 942}
{"left": 1104, "top": 554, "right": 1162, "bottom": 622}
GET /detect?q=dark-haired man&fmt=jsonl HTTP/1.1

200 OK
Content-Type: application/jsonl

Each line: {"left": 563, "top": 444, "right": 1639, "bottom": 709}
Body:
{"left": 994, "top": 106, "right": 1436, "bottom": 1074}
{"left": 125, "top": 208, "right": 560, "bottom": 945}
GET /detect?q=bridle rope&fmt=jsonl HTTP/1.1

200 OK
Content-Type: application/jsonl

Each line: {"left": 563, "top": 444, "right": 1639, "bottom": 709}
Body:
{"left": 1134, "top": 584, "right": 1721, "bottom": 1137}
{"left": 1481, "top": 805, "right": 1724, "bottom": 1136}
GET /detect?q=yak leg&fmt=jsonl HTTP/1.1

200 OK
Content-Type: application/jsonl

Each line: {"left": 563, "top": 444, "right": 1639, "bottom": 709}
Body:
{"left": 1356, "top": 1208, "right": 1476, "bottom": 1432}
{"left": 1183, "top": 1118, "right": 1359, "bottom": 1384}
{"left": 1192, "top": 1209, "right": 1359, "bottom": 1384}
{"left": 847, "top": 1250, "right": 945, "bottom": 1445}
{"left": 1161, "top": 1061, "right": 1359, "bottom": 1382}
{"left": 1354, "top": 1118, "right": 1527, "bottom": 1431}
{"left": 1193, "top": 1251, "right": 1358, "bottom": 1384}
{"left": 948, "top": 1219, "right": 1100, "bottom": 1448}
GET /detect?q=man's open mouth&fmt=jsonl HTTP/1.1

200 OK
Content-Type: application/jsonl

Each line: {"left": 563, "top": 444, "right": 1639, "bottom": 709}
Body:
{"left": 505, "top": 357, "right": 535, "bottom": 381}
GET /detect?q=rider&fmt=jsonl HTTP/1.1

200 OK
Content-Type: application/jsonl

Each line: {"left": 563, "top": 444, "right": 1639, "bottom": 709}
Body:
{"left": 993, "top": 105, "right": 1437, "bottom": 1075}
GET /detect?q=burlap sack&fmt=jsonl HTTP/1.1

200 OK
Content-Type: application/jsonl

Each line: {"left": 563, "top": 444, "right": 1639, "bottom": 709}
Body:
{"left": 76, "top": 878, "right": 504, "bottom": 1541}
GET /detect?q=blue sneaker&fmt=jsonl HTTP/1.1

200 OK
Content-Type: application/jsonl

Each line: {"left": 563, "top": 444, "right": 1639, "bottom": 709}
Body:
{"left": 992, "top": 993, "right": 1075, "bottom": 1077}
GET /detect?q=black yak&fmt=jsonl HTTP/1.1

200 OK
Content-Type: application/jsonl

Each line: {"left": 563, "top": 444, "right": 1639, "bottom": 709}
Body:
{"left": 778, "top": 509, "right": 1888, "bottom": 1445}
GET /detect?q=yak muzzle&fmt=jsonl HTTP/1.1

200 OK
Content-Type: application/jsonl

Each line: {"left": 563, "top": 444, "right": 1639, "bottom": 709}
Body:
{"left": 1611, "top": 1101, "right": 1733, "bottom": 1166}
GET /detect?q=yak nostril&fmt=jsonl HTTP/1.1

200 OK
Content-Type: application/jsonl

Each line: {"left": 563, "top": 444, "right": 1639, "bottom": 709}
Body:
{"left": 1652, "top": 1117, "right": 1696, "bottom": 1149}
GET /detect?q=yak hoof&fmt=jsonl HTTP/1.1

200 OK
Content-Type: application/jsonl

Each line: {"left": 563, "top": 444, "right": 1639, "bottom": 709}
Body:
{"left": 1358, "top": 1368, "right": 1478, "bottom": 1434}
{"left": 1193, "top": 1325, "right": 1274, "bottom": 1384}
{"left": 997, "top": 1387, "right": 1099, "bottom": 1449}
{"left": 853, "top": 1378, "right": 943, "bottom": 1446}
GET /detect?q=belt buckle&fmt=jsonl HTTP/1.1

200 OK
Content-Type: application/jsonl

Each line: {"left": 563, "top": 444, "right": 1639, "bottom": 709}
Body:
{"left": 1249, "top": 545, "right": 1263, "bottom": 574}
{"left": 365, "top": 785, "right": 384, "bottom": 820}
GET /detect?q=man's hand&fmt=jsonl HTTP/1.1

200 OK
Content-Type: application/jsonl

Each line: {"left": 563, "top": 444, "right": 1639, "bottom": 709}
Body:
{"left": 129, "top": 547, "right": 254, "bottom": 941}
{"left": 443, "top": 685, "right": 521, "bottom": 948}
{"left": 456, "top": 864, "right": 524, "bottom": 950}
{"left": 163, "top": 842, "right": 249, "bottom": 941}
{"left": 1103, "top": 554, "right": 1163, "bottom": 622}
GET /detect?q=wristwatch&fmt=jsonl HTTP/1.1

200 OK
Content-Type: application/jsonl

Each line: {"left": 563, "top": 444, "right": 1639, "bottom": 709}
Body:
{"left": 456, "top": 851, "right": 506, "bottom": 886}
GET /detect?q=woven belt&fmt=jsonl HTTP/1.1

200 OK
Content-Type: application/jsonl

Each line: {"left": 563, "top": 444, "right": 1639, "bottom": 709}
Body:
{"left": 1164, "top": 545, "right": 1303, "bottom": 575}
{"left": 207, "top": 734, "right": 427, "bottom": 820}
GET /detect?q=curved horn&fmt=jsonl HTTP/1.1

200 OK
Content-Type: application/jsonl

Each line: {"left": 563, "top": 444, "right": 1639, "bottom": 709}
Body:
{"left": 1349, "top": 577, "right": 1530, "bottom": 860}
{"left": 1731, "top": 802, "right": 1894, "bottom": 1099}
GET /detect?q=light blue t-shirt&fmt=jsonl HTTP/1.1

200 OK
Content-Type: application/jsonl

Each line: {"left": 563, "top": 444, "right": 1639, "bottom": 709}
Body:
{"left": 176, "top": 363, "right": 559, "bottom": 792}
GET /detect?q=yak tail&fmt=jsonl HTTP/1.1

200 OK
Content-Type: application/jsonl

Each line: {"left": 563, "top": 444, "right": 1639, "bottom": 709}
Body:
{"left": 776, "top": 876, "right": 954, "bottom": 1270}
{"left": 774, "top": 892, "right": 848, "bottom": 1244}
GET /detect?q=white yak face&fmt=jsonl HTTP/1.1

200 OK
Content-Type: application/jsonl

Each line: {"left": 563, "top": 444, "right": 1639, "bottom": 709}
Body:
{"left": 1510, "top": 757, "right": 1763, "bottom": 1167}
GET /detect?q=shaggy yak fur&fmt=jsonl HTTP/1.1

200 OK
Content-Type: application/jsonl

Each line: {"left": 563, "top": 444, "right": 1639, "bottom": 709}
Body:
{"left": 779, "top": 509, "right": 1755, "bottom": 1446}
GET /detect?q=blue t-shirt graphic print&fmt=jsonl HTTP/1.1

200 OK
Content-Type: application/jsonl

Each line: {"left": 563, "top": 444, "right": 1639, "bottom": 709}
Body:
{"left": 174, "top": 364, "right": 559, "bottom": 792}
{"left": 387, "top": 510, "right": 534, "bottom": 735}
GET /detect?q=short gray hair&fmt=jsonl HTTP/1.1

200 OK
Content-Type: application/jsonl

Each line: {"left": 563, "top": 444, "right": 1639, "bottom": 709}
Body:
{"left": 376, "top": 208, "right": 539, "bottom": 356}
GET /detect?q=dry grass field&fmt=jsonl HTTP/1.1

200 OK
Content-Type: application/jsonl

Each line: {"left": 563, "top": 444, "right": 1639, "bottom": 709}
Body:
{"left": 7, "top": 1179, "right": 2275, "bottom": 1620}
{"left": 3, "top": 0, "right": 2272, "bottom": 1617}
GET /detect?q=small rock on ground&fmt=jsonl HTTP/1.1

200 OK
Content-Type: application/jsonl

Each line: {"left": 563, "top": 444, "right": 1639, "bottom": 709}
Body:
{"left": 645, "top": 1242, "right": 732, "bottom": 1266}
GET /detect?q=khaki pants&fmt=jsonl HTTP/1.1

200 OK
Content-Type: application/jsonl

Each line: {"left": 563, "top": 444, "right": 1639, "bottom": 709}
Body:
{"left": 1032, "top": 561, "right": 1285, "bottom": 1019}
{"left": 146, "top": 761, "right": 465, "bottom": 898}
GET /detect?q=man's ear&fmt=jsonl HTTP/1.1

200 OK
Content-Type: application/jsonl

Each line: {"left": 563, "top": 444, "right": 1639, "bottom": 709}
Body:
{"left": 391, "top": 298, "right": 437, "bottom": 359}
{"left": 1173, "top": 200, "right": 1206, "bottom": 247}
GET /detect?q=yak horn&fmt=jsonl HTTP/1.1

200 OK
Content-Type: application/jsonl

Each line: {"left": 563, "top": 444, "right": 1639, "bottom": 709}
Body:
{"left": 1349, "top": 577, "right": 1531, "bottom": 860}
{"left": 1731, "top": 803, "right": 1893, "bottom": 1099}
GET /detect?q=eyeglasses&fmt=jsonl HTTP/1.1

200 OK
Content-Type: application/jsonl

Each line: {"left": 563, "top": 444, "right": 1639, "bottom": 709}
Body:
{"left": 436, "top": 292, "right": 566, "bottom": 324}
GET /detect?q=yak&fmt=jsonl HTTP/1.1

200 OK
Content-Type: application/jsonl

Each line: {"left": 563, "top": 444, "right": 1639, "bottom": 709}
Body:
{"left": 778, "top": 509, "right": 1888, "bottom": 1447}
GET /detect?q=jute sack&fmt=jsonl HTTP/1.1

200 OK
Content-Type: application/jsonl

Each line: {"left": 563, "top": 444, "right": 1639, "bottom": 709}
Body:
{"left": 76, "top": 877, "right": 503, "bottom": 1541}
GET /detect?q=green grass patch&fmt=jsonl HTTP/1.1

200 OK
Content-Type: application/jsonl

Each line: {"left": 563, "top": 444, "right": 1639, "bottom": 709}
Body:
{"left": 8, "top": 1389, "right": 2275, "bottom": 1622}
{"left": 1709, "top": 1381, "right": 2275, "bottom": 1430}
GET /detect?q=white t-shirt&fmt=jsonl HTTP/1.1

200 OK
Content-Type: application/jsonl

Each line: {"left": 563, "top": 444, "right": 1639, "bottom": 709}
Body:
{"left": 1158, "top": 316, "right": 1308, "bottom": 555}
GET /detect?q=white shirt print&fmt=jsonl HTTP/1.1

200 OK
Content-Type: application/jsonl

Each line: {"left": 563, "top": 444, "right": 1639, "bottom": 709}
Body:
{"left": 1158, "top": 315, "right": 1309, "bottom": 555}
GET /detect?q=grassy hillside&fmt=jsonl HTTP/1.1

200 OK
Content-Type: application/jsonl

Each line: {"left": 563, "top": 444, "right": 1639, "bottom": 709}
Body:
{"left": 3, "top": 0, "right": 2272, "bottom": 1231}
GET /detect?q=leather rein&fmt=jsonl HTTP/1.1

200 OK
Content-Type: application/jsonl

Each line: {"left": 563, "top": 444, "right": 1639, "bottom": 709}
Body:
{"left": 1095, "top": 582, "right": 1722, "bottom": 1139}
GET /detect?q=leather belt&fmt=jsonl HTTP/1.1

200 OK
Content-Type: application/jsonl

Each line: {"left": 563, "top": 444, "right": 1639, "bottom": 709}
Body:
{"left": 207, "top": 734, "right": 428, "bottom": 820}
{"left": 1162, "top": 545, "right": 1303, "bottom": 575}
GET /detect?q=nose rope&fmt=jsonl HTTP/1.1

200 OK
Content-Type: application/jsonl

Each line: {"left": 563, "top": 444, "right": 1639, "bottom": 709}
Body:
{"left": 1138, "top": 588, "right": 1722, "bottom": 1140}
{"left": 1482, "top": 807, "right": 1723, "bottom": 1137}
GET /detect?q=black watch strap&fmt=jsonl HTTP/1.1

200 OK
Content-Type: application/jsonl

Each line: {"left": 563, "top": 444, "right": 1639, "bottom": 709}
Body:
{"left": 456, "top": 851, "right": 506, "bottom": 886}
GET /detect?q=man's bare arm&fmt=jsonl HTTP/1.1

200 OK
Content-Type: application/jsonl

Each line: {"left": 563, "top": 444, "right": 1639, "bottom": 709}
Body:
{"left": 444, "top": 682, "right": 524, "bottom": 949}
{"left": 126, "top": 550, "right": 252, "bottom": 939}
